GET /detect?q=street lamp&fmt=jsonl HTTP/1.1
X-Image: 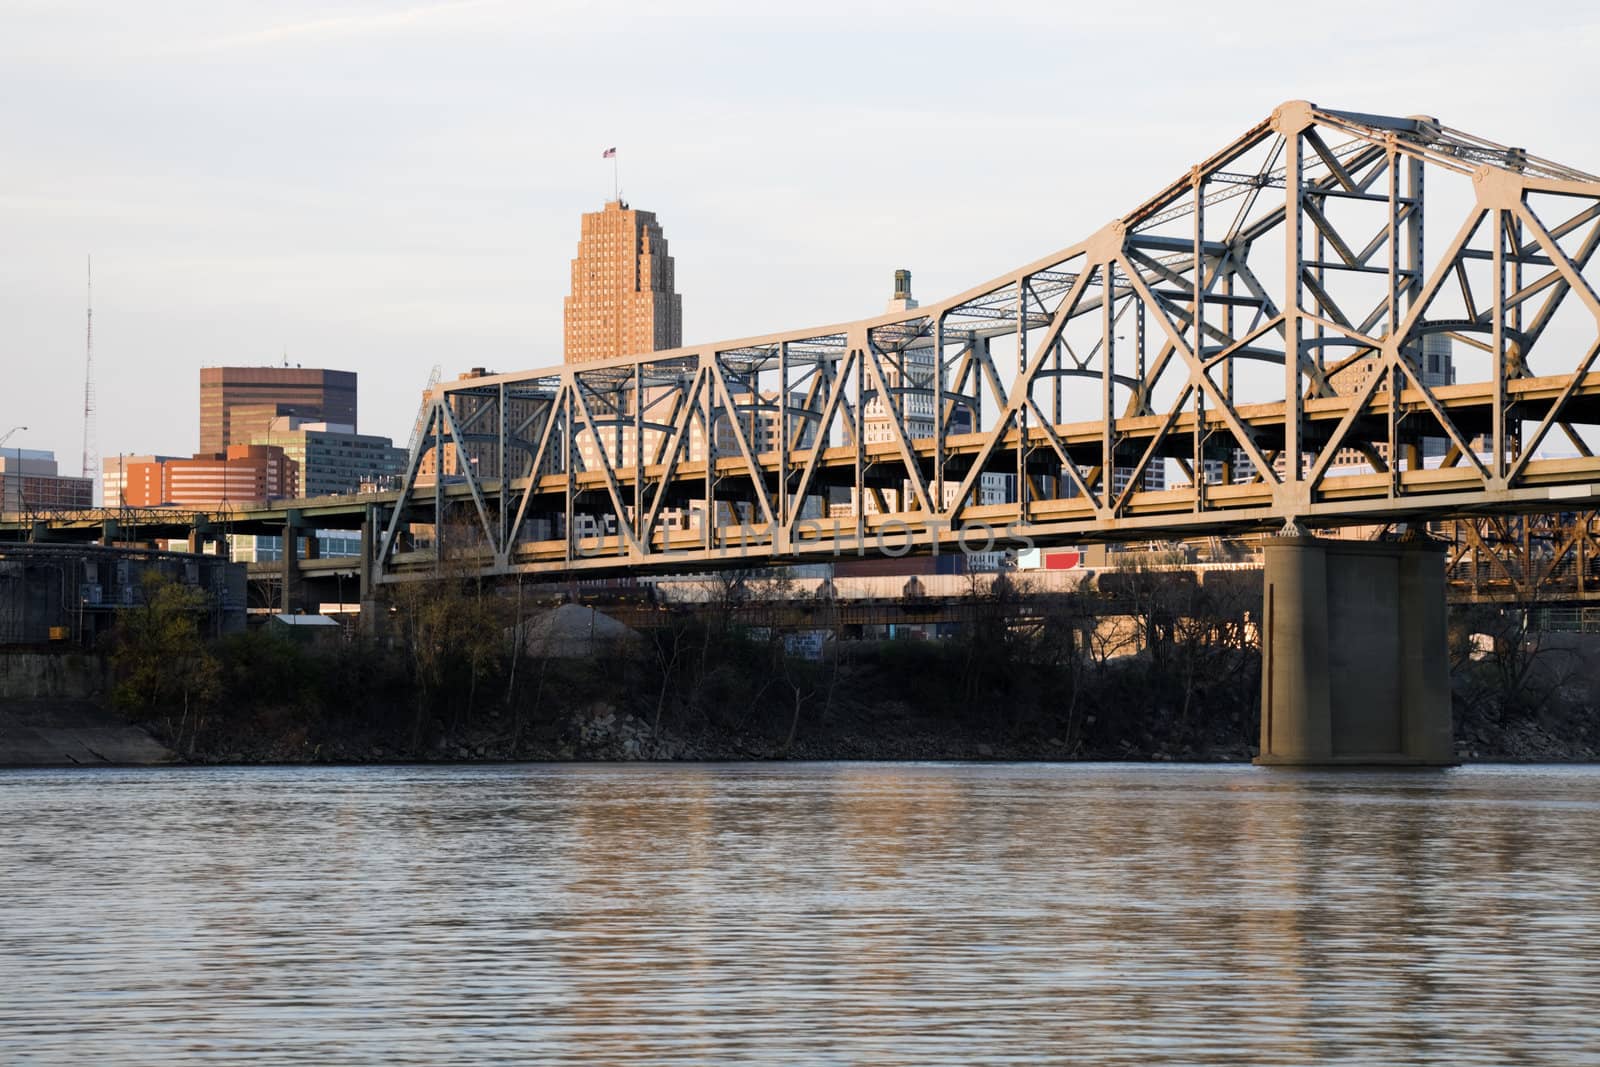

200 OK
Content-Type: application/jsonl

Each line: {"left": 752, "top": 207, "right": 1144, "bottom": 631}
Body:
{"left": 0, "top": 425, "right": 27, "bottom": 514}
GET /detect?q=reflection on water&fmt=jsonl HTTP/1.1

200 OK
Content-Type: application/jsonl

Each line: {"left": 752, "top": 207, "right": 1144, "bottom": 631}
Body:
{"left": 1, "top": 762, "right": 1597, "bottom": 1065}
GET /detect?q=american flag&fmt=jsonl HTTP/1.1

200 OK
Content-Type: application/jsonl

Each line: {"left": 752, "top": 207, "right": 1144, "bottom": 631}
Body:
{"left": 602, "top": 147, "right": 616, "bottom": 159}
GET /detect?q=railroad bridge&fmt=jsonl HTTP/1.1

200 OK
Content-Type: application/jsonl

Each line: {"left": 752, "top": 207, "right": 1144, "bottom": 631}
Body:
{"left": 10, "top": 101, "right": 1600, "bottom": 766}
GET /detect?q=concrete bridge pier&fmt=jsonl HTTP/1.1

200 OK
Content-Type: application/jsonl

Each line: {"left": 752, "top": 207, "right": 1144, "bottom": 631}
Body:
{"left": 186, "top": 515, "right": 218, "bottom": 555}
{"left": 281, "top": 510, "right": 304, "bottom": 614}
{"left": 357, "top": 515, "right": 387, "bottom": 636}
{"left": 1257, "top": 535, "right": 1455, "bottom": 766}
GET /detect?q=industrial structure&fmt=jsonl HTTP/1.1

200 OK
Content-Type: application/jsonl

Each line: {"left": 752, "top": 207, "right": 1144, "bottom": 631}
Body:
{"left": 0, "top": 541, "right": 244, "bottom": 646}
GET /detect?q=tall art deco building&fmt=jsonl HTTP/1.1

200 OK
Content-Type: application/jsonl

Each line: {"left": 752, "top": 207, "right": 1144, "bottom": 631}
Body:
{"left": 563, "top": 200, "right": 682, "bottom": 363}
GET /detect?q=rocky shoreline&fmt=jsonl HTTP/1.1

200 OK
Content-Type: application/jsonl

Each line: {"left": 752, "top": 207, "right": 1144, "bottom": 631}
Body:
{"left": 154, "top": 695, "right": 1595, "bottom": 767}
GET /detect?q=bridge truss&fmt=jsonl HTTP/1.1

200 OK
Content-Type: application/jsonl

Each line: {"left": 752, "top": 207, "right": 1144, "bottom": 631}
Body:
{"left": 378, "top": 101, "right": 1600, "bottom": 582}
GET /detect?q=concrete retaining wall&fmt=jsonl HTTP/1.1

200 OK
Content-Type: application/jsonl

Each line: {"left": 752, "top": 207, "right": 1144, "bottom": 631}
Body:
{"left": 0, "top": 651, "right": 174, "bottom": 765}
{"left": 0, "top": 650, "right": 110, "bottom": 702}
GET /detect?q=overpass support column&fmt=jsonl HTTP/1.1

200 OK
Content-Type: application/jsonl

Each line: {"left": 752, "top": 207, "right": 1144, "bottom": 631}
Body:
{"left": 188, "top": 515, "right": 220, "bottom": 556}
{"left": 281, "top": 509, "right": 303, "bottom": 614}
{"left": 357, "top": 514, "right": 386, "bottom": 636}
{"left": 1258, "top": 535, "right": 1454, "bottom": 766}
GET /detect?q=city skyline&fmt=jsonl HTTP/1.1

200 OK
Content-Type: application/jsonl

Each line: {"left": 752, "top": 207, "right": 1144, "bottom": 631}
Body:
{"left": 3, "top": 1, "right": 1594, "bottom": 470}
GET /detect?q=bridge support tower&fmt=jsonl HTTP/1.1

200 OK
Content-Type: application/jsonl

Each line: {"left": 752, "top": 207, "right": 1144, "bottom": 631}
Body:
{"left": 1258, "top": 536, "right": 1454, "bottom": 766}
{"left": 281, "top": 510, "right": 305, "bottom": 614}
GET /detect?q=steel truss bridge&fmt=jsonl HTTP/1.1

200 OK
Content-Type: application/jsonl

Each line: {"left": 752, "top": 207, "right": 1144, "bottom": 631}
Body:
{"left": 365, "top": 100, "right": 1600, "bottom": 583}
{"left": 10, "top": 101, "right": 1600, "bottom": 600}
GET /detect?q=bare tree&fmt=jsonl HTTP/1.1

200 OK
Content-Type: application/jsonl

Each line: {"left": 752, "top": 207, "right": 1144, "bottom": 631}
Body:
{"left": 649, "top": 614, "right": 691, "bottom": 739}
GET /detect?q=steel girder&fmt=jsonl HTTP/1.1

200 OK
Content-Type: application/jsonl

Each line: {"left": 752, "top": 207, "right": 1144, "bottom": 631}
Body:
{"left": 374, "top": 100, "right": 1600, "bottom": 582}
{"left": 1443, "top": 512, "right": 1600, "bottom": 603}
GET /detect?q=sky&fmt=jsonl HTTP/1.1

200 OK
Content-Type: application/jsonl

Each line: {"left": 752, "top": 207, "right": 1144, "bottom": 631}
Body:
{"left": 2, "top": 0, "right": 1595, "bottom": 476}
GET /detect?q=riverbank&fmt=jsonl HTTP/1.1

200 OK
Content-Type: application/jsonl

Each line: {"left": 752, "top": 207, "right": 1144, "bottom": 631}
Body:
{"left": 10, "top": 663, "right": 1592, "bottom": 768}
{"left": 6, "top": 584, "right": 1599, "bottom": 767}
{"left": 144, "top": 693, "right": 1596, "bottom": 766}
{"left": 5, "top": 692, "right": 1594, "bottom": 767}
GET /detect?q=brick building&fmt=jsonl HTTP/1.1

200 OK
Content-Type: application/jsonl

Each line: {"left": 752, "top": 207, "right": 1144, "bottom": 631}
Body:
{"left": 121, "top": 445, "right": 297, "bottom": 507}
{"left": 102, "top": 454, "right": 183, "bottom": 509}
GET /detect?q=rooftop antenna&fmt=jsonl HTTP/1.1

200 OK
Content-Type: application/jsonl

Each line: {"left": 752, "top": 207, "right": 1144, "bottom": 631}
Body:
{"left": 81, "top": 254, "right": 98, "bottom": 489}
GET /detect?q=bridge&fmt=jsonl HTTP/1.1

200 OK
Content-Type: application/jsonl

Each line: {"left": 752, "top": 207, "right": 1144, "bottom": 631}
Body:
{"left": 356, "top": 101, "right": 1600, "bottom": 586}
{"left": 373, "top": 100, "right": 1600, "bottom": 768}
{"left": 9, "top": 100, "right": 1600, "bottom": 766}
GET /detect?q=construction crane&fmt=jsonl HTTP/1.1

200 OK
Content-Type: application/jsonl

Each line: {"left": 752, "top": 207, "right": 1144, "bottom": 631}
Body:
{"left": 405, "top": 363, "right": 443, "bottom": 459}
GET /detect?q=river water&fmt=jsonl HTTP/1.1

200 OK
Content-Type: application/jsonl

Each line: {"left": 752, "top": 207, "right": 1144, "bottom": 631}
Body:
{"left": 1, "top": 762, "right": 1596, "bottom": 1065}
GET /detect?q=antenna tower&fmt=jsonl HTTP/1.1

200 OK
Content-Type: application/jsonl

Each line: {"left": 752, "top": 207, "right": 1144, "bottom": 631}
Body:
{"left": 81, "top": 255, "right": 98, "bottom": 488}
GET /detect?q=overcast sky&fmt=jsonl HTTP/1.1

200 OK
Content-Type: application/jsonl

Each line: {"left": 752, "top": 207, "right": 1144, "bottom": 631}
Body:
{"left": 2, "top": 0, "right": 1593, "bottom": 473}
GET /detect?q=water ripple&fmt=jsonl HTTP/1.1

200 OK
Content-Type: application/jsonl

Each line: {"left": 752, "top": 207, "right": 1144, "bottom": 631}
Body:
{"left": 1, "top": 763, "right": 1597, "bottom": 1064}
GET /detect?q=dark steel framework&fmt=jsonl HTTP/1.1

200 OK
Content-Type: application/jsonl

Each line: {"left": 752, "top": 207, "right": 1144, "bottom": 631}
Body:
{"left": 1444, "top": 511, "right": 1600, "bottom": 602}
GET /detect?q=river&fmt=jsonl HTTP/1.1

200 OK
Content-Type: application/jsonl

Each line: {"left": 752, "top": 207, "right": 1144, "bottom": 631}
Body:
{"left": 1, "top": 762, "right": 1596, "bottom": 1064}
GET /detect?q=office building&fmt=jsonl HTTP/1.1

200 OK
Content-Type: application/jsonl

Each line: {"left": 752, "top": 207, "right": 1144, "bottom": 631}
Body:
{"left": 121, "top": 445, "right": 297, "bottom": 508}
{"left": 229, "top": 530, "right": 363, "bottom": 565}
{"left": 863, "top": 269, "right": 935, "bottom": 446}
{"left": 199, "top": 366, "right": 358, "bottom": 453}
{"left": 845, "top": 271, "right": 1023, "bottom": 514}
{"left": 0, "top": 449, "right": 94, "bottom": 512}
{"left": 563, "top": 200, "right": 681, "bottom": 363}
{"left": 249, "top": 417, "right": 406, "bottom": 497}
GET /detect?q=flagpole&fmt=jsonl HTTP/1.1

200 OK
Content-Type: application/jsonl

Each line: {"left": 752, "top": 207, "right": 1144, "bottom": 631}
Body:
{"left": 613, "top": 151, "right": 619, "bottom": 202}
